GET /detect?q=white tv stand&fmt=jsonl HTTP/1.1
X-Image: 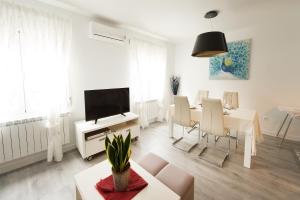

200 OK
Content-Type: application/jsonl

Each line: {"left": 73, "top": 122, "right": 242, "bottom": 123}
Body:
{"left": 75, "top": 112, "right": 140, "bottom": 160}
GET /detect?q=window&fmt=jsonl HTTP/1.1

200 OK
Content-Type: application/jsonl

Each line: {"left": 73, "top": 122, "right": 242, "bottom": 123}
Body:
{"left": 129, "top": 39, "right": 167, "bottom": 102}
{"left": 0, "top": 2, "right": 72, "bottom": 122}
{"left": 129, "top": 39, "right": 168, "bottom": 128}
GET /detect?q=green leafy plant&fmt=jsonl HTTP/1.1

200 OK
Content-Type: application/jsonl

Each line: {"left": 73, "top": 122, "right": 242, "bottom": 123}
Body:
{"left": 105, "top": 132, "right": 132, "bottom": 173}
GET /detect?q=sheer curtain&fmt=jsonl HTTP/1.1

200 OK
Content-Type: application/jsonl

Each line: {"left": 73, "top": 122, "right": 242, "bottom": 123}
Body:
{"left": 0, "top": 1, "right": 72, "bottom": 162}
{"left": 0, "top": 1, "right": 25, "bottom": 120}
{"left": 129, "top": 39, "right": 167, "bottom": 128}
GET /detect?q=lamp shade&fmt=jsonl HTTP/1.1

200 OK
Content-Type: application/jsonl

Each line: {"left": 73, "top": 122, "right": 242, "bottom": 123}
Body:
{"left": 191, "top": 31, "right": 228, "bottom": 57}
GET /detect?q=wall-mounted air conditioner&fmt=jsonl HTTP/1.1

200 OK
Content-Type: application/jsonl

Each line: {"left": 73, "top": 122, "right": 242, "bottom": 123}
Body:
{"left": 89, "top": 22, "right": 126, "bottom": 44}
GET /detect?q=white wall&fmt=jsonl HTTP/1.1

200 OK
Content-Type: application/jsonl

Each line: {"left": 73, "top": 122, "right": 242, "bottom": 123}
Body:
{"left": 68, "top": 16, "right": 129, "bottom": 144}
{"left": 69, "top": 17, "right": 129, "bottom": 121}
{"left": 174, "top": 8, "right": 300, "bottom": 141}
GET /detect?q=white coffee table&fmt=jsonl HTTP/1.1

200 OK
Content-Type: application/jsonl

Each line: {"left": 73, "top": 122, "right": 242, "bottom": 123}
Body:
{"left": 74, "top": 159, "right": 180, "bottom": 200}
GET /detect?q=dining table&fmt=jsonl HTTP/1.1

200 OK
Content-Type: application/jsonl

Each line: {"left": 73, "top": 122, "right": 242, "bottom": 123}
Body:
{"left": 168, "top": 104, "right": 264, "bottom": 168}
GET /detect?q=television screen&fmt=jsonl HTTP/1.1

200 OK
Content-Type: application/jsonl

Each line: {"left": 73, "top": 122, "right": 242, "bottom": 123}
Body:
{"left": 84, "top": 88, "right": 130, "bottom": 122}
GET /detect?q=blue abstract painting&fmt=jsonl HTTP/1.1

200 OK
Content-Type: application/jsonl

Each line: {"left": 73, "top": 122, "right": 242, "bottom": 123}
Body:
{"left": 209, "top": 39, "right": 251, "bottom": 80}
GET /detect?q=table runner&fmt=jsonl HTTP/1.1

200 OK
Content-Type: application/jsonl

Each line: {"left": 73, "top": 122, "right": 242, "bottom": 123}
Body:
{"left": 96, "top": 168, "right": 148, "bottom": 200}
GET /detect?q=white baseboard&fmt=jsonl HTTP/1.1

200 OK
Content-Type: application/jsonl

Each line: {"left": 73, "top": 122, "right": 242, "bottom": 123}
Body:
{"left": 262, "top": 129, "right": 300, "bottom": 142}
{"left": 262, "top": 108, "right": 300, "bottom": 142}
{"left": 148, "top": 117, "right": 158, "bottom": 124}
{"left": 262, "top": 129, "right": 274, "bottom": 136}
{"left": 0, "top": 143, "right": 76, "bottom": 175}
{"left": 284, "top": 134, "right": 300, "bottom": 142}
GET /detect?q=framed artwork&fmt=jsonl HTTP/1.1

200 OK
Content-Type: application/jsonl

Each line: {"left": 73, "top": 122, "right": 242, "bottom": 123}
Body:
{"left": 209, "top": 39, "right": 251, "bottom": 80}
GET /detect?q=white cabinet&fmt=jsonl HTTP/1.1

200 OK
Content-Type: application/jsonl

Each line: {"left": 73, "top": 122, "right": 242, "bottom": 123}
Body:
{"left": 75, "top": 112, "right": 140, "bottom": 160}
{"left": 85, "top": 133, "right": 107, "bottom": 157}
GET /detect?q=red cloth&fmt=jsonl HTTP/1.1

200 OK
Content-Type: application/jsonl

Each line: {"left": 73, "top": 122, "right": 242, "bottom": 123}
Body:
{"left": 95, "top": 169, "right": 148, "bottom": 200}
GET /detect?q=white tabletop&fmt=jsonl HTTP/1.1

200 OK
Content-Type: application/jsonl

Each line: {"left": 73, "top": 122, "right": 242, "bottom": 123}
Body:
{"left": 75, "top": 159, "right": 180, "bottom": 200}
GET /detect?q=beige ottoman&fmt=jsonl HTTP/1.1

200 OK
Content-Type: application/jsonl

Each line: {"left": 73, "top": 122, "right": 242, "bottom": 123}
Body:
{"left": 156, "top": 164, "right": 194, "bottom": 200}
{"left": 138, "top": 153, "right": 169, "bottom": 176}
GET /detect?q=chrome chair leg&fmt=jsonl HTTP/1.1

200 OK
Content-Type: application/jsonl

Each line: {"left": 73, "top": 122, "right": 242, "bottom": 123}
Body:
{"left": 236, "top": 132, "right": 238, "bottom": 149}
{"left": 229, "top": 130, "right": 238, "bottom": 149}
{"left": 198, "top": 125, "right": 201, "bottom": 144}
{"left": 187, "top": 122, "right": 198, "bottom": 133}
{"left": 228, "top": 135, "right": 231, "bottom": 155}
{"left": 280, "top": 115, "right": 294, "bottom": 147}
{"left": 276, "top": 113, "right": 289, "bottom": 137}
{"left": 207, "top": 133, "right": 209, "bottom": 144}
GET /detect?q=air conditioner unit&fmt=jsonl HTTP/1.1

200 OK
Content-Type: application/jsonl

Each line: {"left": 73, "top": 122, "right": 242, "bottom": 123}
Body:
{"left": 89, "top": 22, "right": 126, "bottom": 44}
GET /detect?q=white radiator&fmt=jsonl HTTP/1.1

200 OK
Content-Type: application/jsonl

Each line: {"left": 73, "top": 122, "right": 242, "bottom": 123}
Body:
{"left": 145, "top": 100, "right": 160, "bottom": 123}
{"left": 0, "top": 116, "right": 70, "bottom": 164}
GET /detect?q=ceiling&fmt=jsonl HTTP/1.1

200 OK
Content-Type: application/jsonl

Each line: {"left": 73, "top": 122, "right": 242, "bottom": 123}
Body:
{"left": 52, "top": 0, "right": 299, "bottom": 42}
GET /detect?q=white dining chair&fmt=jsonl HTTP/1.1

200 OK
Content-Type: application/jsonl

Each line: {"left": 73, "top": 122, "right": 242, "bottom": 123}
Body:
{"left": 199, "top": 98, "right": 231, "bottom": 166}
{"left": 197, "top": 90, "right": 209, "bottom": 105}
{"left": 173, "top": 96, "right": 200, "bottom": 152}
{"left": 223, "top": 91, "right": 239, "bottom": 147}
{"left": 223, "top": 91, "right": 239, "bottom": 109}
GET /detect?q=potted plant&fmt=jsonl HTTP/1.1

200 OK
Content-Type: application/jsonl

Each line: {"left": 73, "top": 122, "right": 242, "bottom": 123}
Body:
{"left": 170, "top": 76, "right": 180, "bottom": 95}
{"left": 105, "top": 132, "right": 132, "bottom": 192}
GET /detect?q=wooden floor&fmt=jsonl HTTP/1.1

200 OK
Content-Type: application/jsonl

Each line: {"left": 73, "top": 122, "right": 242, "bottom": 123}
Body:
{"left": 0, "top": 122, "right": 300, "bottom": 200}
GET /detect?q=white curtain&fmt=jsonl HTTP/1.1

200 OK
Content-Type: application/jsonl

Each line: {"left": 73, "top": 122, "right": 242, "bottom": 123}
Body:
{"left": 129, "top": 39, "right": 167, "bottom": 128}
{"left": 0, "top": 1, "right": 72, "bottom": 162}
{"left": 0, "top": 1, "right": 25, "bottom": 119}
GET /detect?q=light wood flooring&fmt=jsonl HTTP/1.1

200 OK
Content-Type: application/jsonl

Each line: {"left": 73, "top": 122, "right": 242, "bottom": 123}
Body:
{"left": 0, "top": 122, "right": 300, "bottom": 200}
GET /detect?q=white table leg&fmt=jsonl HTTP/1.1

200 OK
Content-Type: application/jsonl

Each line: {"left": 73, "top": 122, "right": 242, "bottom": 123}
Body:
{"left": 244, "top": 131, "right": 253, "bottom": 168}
{"left": 169, "top": 118, "right": 174, "bottom": 138}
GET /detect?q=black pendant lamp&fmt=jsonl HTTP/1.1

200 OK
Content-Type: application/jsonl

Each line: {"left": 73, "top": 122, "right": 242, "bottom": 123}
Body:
{"left": 192, "top": 10, "right": 228, "bottom": 57}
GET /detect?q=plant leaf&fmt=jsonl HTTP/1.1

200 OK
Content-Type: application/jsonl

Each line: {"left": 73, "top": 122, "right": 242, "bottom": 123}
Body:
{"left": 112, "top": 137, "right": 118, "bottom": 149}
{"left": 107, "top": 144, "right": 116, "bottom": 169}
{"left": 113, "top": 134, "right": 118, "bottom": 140}
{"left": 105, "top": 135, "right": 111, "bottom": 150}
{"left": 106, "top": 132, "right": 132, "bottom": 173}
{"left": 121, "top": 132, "right": 131, "bottom": 169}
{"left": 117, "top": 135, "right": 123, "bottom": 171}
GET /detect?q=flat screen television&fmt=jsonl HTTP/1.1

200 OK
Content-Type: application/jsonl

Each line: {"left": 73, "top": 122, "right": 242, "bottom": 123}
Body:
{"left": 84, "top": 88, "right": 130, "bottom": 123}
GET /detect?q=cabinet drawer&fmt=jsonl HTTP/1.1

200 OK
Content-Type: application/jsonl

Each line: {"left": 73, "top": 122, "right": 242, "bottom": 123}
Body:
{"left": 85, "top": 136, "right": 106, "bottom": 157}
